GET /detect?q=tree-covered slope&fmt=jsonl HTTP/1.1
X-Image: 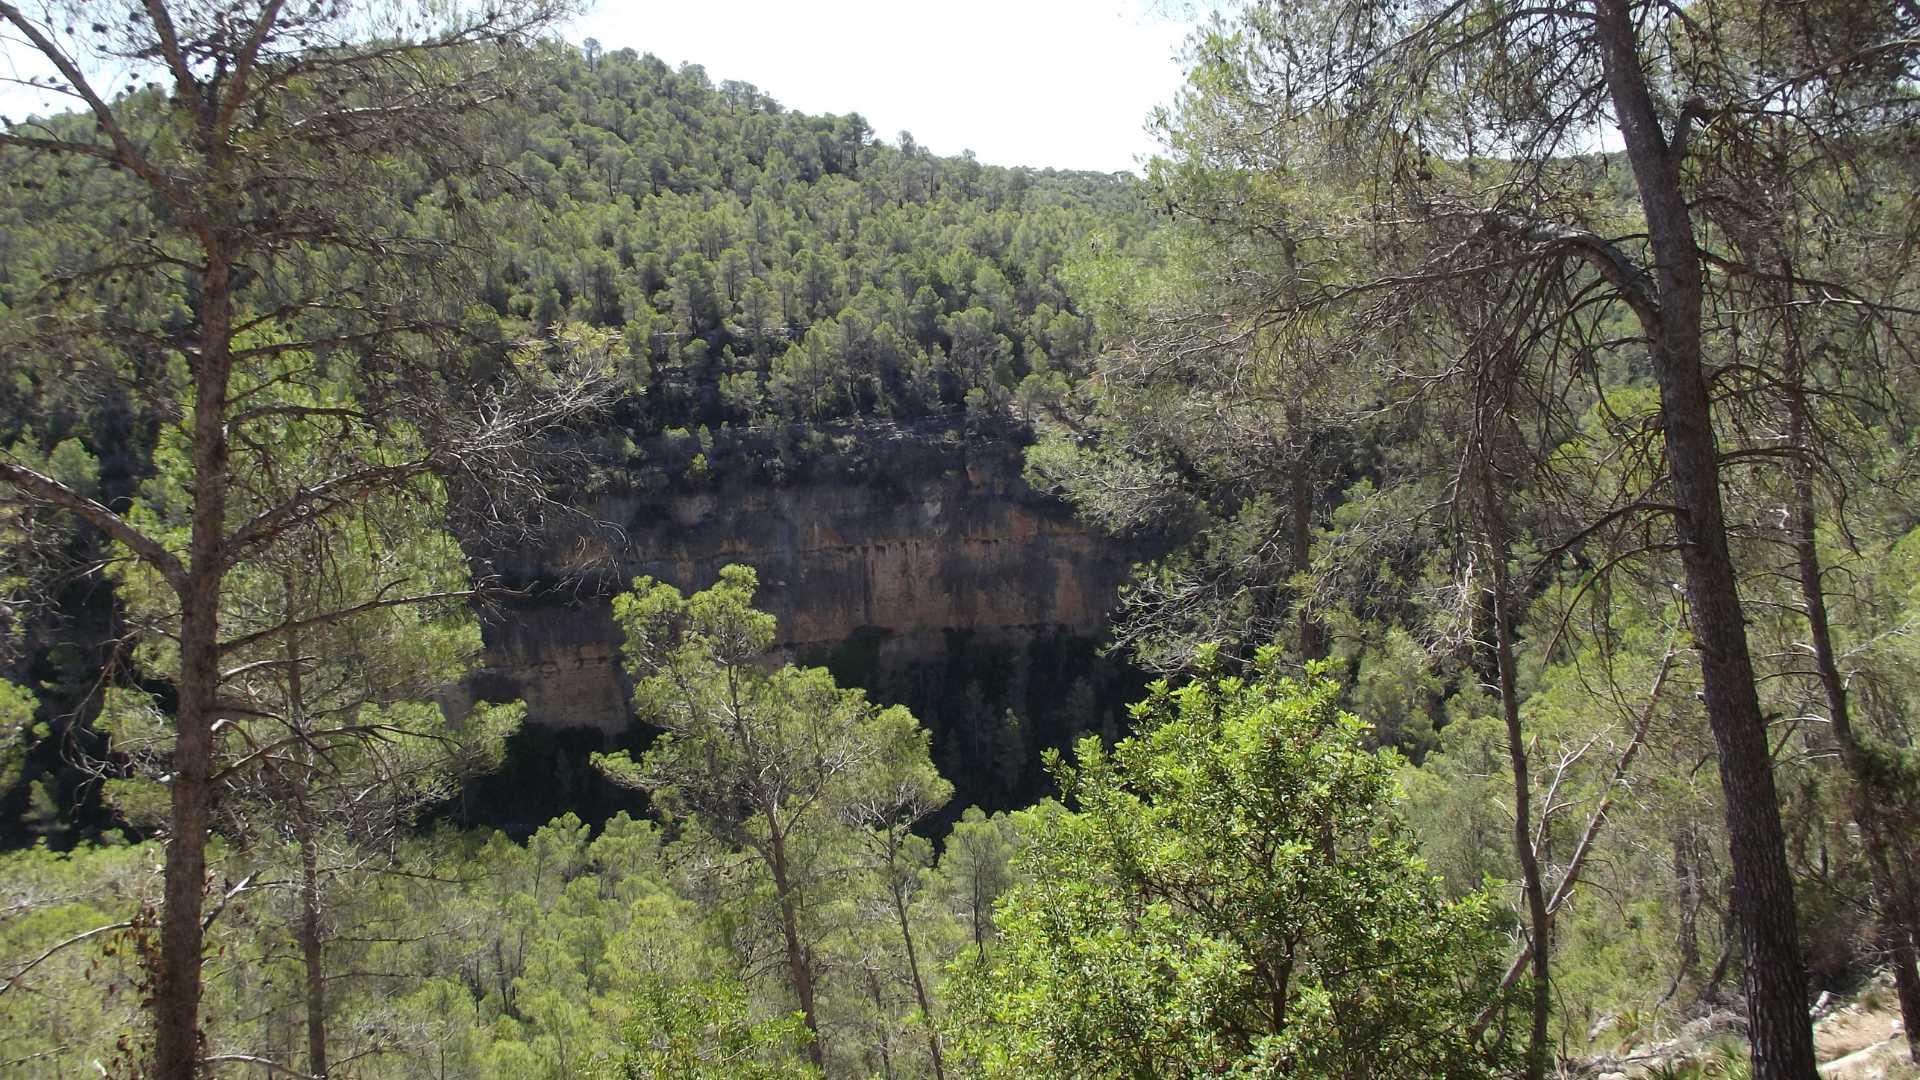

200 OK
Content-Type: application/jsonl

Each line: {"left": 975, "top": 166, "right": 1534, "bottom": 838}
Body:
{"left": 463, "top": 46, "right": 1151, "bottom": 446}
{"left": 0, "top": 41, "right": 1156, "bottom": 847}
{"left": 0, "top": 41, "right": 1151, "bottom": 474}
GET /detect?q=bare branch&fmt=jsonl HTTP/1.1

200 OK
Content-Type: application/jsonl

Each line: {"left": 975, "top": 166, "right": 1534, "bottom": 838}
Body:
{"left": 199, "top": 1054, "right": 316, "bottom": 1079}
{"left": 0, "top": 2, "right": 189, "bottom": 215}
{"left": 219, "top": 588, "right": 482, "bottom": 656}
{"left": 0, "top": 459, "right": 186, "bottom": 592}
{"left": 0, "top": 921, "right": 133, "bottom": 996}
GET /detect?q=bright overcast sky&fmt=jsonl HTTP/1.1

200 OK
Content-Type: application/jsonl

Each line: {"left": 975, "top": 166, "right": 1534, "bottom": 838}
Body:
{"left": 1, "top": 1, "right": 1202, "bottom": 175}
{"left": 571, "top": 0, "right": 1198, "bottom": 174}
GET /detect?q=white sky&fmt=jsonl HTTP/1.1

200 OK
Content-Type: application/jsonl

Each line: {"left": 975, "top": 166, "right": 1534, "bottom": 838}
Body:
{"left": 572, "top": 0, "right": 1195, "bottom": 174}
{"left": 1, "top": 1, "right": 1200, "bottom": 175}
{"left": 568, "top": 0, "right": 1190, "bottom": 171}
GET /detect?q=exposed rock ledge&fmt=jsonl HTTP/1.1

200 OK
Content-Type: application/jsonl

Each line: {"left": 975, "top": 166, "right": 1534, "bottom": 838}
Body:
{"left": 461, "top": 434, "right": 1134, "bottom": 736}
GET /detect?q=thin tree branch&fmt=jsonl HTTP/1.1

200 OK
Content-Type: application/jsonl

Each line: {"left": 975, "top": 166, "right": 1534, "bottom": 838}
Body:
{"left": 218, "top": 588, "right": 481, "bottom": 656}
{"left": 0, "top": 459, "right": 187, "bottom": 592}
{"left": 0, "top": 921, "right": 133, "bottom": 996}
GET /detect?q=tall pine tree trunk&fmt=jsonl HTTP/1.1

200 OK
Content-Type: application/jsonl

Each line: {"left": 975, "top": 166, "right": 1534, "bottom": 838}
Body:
{"left": 1594, "top": 3, "right": 1816, "bottom": 1073}
{"left": 155, "top": 250, "right": 236, "bottom": 1080}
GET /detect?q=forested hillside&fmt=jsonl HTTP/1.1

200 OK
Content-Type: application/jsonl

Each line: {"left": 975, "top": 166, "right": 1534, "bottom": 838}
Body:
{"left": 462, "top": 45, "right": 1148, "bottom": 456}
{"left": 0, "top": 38, "right": 1147, "bottom": 484}
{"left": 0, "top": 38, "right": 1151, "bottom": 842}
{"left": 2, "top": 2, "right": 1918, "bottom": 1079}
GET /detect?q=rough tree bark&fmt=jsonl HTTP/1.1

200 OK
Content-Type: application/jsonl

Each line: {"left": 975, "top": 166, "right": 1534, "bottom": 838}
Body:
{"left": 155, "top": 244, "right": 236, "bottom": 1080}
{"left": 1593, "top": 0, "right": 1817, "bottom": 1073}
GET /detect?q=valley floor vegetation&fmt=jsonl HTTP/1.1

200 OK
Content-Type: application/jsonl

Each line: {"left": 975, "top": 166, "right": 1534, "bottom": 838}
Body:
{"left": 0, "top": 569, "right": 1510, "bottom": 1079}
{"left": 3, "top": 0, "right": 1919, "bottom": 1078}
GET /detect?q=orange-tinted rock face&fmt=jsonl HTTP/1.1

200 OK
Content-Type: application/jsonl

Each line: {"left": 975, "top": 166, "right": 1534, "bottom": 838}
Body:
{"left": 466, "top": 439, "right": 1131, "bottom": 735}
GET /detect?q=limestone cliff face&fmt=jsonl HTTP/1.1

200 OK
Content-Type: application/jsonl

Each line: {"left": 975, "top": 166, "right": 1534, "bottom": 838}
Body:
{"left": 469, "top": 436, "right": 1131, "bottom": 735}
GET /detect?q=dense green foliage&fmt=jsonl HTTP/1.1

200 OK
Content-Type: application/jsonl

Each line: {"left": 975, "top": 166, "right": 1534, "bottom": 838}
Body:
{"left": 593, "top": 565, "right": 955, "bottom": 1070}
{"left": 0, "top": 628, "right": 1509, "bottom": 1080}
{"left": 456, "top": 45, "right": 1151, "bottom": 478}
{"left": 1027, "top": 0, "right": 1920, "bottom": 1073}
{"left": 0, "top": 38, "right": 1148, "bottom": 843}
{"left": 954, "top": 653, "right": 1503, "bottom": 1079}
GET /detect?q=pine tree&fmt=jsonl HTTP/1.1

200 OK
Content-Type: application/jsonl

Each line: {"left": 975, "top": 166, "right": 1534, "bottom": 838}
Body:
{"left": 594, "top": 565, "right": 948, "bottom": 1071}
{"left": 0, "top": 5, "right": 607, "bottom": 1070}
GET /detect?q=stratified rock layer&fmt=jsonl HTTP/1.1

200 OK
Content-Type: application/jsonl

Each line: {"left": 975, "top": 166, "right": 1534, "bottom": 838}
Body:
{"left": 468, "top": 435, "right": 1131, "bottom": 735}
